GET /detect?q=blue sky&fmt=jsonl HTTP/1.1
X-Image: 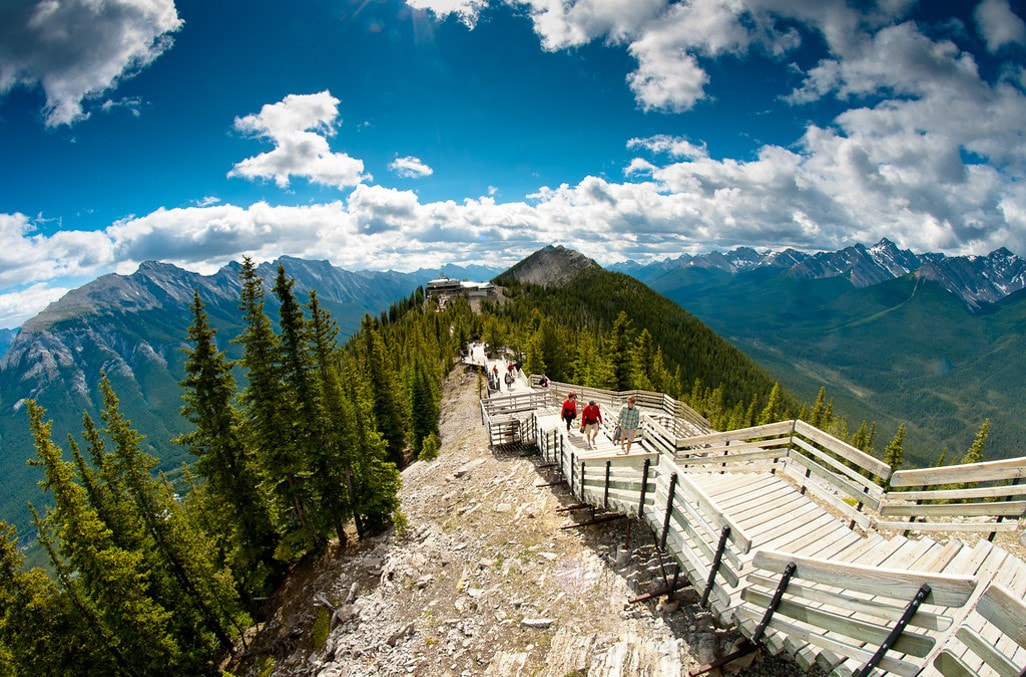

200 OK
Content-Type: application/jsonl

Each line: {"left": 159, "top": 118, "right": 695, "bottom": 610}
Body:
{"left": 1, "top": 0, "right": 1025, "bottom": 327}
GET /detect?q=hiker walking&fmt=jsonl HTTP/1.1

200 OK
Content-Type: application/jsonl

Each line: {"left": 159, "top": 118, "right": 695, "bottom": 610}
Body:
{"left": 580, "top": 400, "right": 602, "bottom": 449}
{"left": 617, "top": 396, "right": 640, "bottom": 454}
{"left": 560, "top": 392, "right": 578, "bottom": 432}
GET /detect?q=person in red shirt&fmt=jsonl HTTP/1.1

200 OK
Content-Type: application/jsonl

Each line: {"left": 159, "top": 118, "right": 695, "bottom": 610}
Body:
{"left": 579, "top": 400, "right": 602, "bottom": 449}
{"left": 560, "top": 392, "right": 578, "bottom": 432}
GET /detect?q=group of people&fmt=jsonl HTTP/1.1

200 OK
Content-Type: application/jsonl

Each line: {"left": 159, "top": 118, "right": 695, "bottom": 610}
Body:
{"left": 560, "top": 392, "right": 640, "bottom": 454}
{"left": 491, "top": 363, "right": 518, "bottom": 392}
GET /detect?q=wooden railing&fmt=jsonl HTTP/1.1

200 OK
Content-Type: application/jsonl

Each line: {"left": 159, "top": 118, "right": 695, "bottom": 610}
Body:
{"left": 932, "top": 582, "right": 1026, "bottom": 676}
{"left": 527, "top": 377, "right": 712, "bottom": 436}
{"left": 489, "top": 379, "right": 1026, "bottom": 675}
{"left": 674, "top": 420, "right": 889, "bottom": 531}
{"left": 879, "top": 457, "right": 1026, "bottom": 538}
{"left": 736, "top": 549, "right": 977, "bottom": 676}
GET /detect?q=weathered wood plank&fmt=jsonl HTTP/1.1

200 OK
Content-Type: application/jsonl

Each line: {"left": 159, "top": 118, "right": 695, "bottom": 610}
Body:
{"left": 889, "top": 456, "right": 1026, "bottom": 487}
{"left": 784, "top": 447, "right": 883, "bottom": 509}
{"left": 954, "top": 626, "right": 1020, "bottom": 676}
{"left": 880, "top": 501, "right": 1026, "bottom": 518}
{"left": 745, "top": 573, "right": 952, "bottom": 631}
{"left": 932, "top": 649, "right": 978, "bottom": 677}
{"left": 976, "top": 583, "right": 1026, "bottom": 647}
{"left": 875, "top": 520, "right": 1020, "bottom": 533}
{"left": 675, "top": 421, "right": 796, "bottom": 449}
{"left": 733, "top": 605, "right": 923, "bottom": 676}
{"left": 752, "top": 549, "right": 976, "bottom": 606}
{"left": 789, "top": 437, "right": 884, "bottom": 496}
{"left": 793, "top": 419, "right": 891, "bottom": 478}
{"left": 893, "top": 483, "right": 1026, "bottom": 502}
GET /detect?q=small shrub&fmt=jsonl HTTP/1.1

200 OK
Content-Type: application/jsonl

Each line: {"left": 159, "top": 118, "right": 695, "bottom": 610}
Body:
{"left": 393, "top": 509, "right": 410, "bottom": 539}
{"left": 419, "top": 432, "right": 441, "bottom": 460}
{"left": 312, "top": 607, "right": 331, "bottom": 651}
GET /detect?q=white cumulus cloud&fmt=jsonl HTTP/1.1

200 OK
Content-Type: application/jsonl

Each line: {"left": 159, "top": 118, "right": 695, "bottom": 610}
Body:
{"left": 228, "top": 91, "right": 370, "bottom": 190}
{"left": 390, "top": 155, "right": 434, "bottom": 178}
{"left": 974, "top": 0, "right": 1026, "bottom": 52}
{"left": 0, "top": 0, "right": 182, "bottom": 126}
{"left": 406, "top": 0, "right": 488, "bottom": 28}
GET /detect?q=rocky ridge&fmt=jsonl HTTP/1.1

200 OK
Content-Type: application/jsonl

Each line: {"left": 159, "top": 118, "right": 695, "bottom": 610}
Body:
{"left": 238, "top": 365, "right": 816, "bottom": 676}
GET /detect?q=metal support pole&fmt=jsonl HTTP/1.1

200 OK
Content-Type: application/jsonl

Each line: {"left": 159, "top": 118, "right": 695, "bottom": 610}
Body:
{"left": 604, "top": 460, "right": 611, "bottom": 510}
{"left": 638, "top": 459, "right": 651, "bottom": 518}
{"left": 660, "top": 473, "right": 679, "bottom": 550}
{"left": 580, "top": 460, "right": 586, "bottom": 501}
{"left": 569, "top": 452, "right": 576, "bottom": 500}
{"left": 752, "top": 562, "right": 797, "bottom": 645}
{"left": 700, "top": 525, "right": 731, "bottom": 608}
{"left": 853, "top": 583, "right": 932, "bottom": 677}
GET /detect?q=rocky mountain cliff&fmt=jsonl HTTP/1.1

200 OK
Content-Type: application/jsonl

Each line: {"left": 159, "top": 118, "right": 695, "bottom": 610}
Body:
{"left": 503, "top": 245, "right": 600, "bottom": 287}
{"left": 0, "top": 258, "right": 500, "bottom": 540}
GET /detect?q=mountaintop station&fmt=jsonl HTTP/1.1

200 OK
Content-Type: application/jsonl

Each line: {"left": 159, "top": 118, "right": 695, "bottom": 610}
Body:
{"left": 469, "top": 343, "right": 1026, "bottom": 677}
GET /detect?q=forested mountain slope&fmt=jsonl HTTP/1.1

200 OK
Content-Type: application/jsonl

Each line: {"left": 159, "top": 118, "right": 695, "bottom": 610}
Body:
{"left": 0, "top": 258, "right": 497, "bottom": 540}
{"left": 646, "top": 264, "right": 1026, "bottom": 466}
{"left": 493, "top": 247, "right": 791, "bottom": 422}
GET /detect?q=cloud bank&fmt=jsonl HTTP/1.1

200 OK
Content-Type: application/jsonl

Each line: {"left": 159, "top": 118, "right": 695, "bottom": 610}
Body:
{"left": 0, "top": 1, "right": 1025, "bottom": 329}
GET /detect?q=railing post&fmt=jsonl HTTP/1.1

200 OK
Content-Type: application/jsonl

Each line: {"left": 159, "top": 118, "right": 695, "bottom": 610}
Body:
{"left": 638, "top": 459, "right": 651, "bottom": 518}
{"left": 660, "top": 473, "right": 679, "bottom": 550}
{"left": 570, "top": 451, "right": 576, "bottom": 498}
{"left": 752, "top": 562, "right": 796, "bottom": 645}
{"left": 580, "top": 460, "right": 586, "bottom": 501}
{"left": 700, "top": 526, "right": 731, "bottom": 608}
{"left": 604, "top": 460, "right": 611, "bottom": 510}
{"left": 853, "top": 583, "right": 931, "bottom": 677}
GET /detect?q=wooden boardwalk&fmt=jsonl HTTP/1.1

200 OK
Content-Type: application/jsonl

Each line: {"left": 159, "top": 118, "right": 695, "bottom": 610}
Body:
{"left": 475, "top": 371, "right": 1026, "bottom": 677}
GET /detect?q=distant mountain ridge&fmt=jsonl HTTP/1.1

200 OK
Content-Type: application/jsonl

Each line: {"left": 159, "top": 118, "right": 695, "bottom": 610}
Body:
{"left": 610, "top": 239, "right": 1026, "bottom": 310}
{"left": 0, "top": 257, "right": 502, "bottom": 540}
{"left": 612, "top": 239, "right": 1026, "bottom": 466}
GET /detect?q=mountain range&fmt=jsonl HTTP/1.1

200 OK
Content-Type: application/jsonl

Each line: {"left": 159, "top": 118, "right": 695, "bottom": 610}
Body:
{"left": 0, "top": 258, "right": 501, "bottom": 541}
{"left": 610, "top": 238, "right": 1026, "bottom": 310}
{"left": 611, "top": 239, "right": 1026, "bottom": 466}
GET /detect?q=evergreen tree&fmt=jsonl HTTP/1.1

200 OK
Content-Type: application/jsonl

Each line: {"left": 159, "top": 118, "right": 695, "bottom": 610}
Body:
{"left": 26, "top": 401, "right": 182, "bottom": 673}
{"left": 850, "top": 421, "right": 870, "bottom": 452}
{"left": 177, "top": 291, "right": 278, "bottom": 597}
{"left": 757, "top": 383, "right": 782, "bottom": 425}
{"left": 961, "top": 419, "right": 990, "bottom": 466}
{"left": 880, "top": 424, "right": 906, "bottom": 486}
{"left": 359, "top": 315, "right": 408, "bottom": 466}
{"left": 606, "top": 311, "right": 634, "bottom": 391}
{"left": 99, "top": 377, "right": 245, "bottom": 659}
{"left": 809, "top": 387, "right": 826, "bottom": 427}
{"left": 235, "top": 257, "right": 314, "bottom": 559}
{"left": 0, "top": 522, "right": 99, "bottom": 674}
{"left": 631, "top": 328, "right": 656, "bottom": 391}
{"left": 959, "top": 419, "right": 990, "bottom": 491}
{"left": 272, "top": 267, "right": 328, "bottom": 554}
{"left": 524, "top": 330, "right": 547, "bottom": 376}
{"left": 305, "top": 290, "right": 355, "bottom": 546}
{"left": 339, "top": 352, "right": 401, "bottom": 535}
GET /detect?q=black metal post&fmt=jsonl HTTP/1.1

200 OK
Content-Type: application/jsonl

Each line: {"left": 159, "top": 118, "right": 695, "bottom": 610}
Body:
{"left": 638, "top": 459, "right": 651, "bottom": 518}
{"left": 752, "top": 562, "right": 796, "bottom": 645}
{"left": 604, "top": 460, "right": 611, "bottom": 510}
{"left": 660, "top": 473, "right": 679, "bottom": 550}
{"left": 580, "top": 460, "right": 586, "bottom": 501}
{"left": 700, "top": 525, "right": 731, "bottom": 608}
{"left": 570, "top": 452, "right": 576, "bottom": 499}
{"left": 853, "top": 583, "right": 931, "bottom": 677}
